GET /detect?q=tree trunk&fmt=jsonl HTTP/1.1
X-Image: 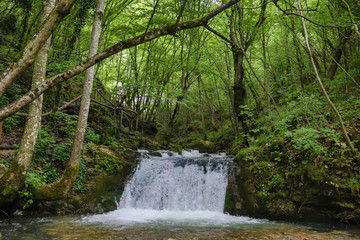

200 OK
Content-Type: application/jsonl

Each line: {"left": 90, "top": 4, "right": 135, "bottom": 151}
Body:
{"left": 32, "top": 0, "right": 105, "bottom": 200}
{"left": 232, "top": 47, "right": 250, "bottom": 146}
{"left": 262, "top": 31, "right": 270, "bottom": 109}
{"left": 297, "top": 0, "right": 355, "bottom": 154}
{"left": 326, "top": 31, "right": 350, "bottom": 80}
{"left": 0, "top": 0, "right": 55, "bottom": 204}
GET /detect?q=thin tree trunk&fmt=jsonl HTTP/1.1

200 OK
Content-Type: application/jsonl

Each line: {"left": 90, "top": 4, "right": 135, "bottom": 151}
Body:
{"left": 297, "top": 0, "right": 355, "bottom": 154}
{"left": 0, "top": 0, "right": 55, "bottom": 204}
{"left": 242, "top": 49, "right": 281, "bottom": 118}
{"left": 262, "top": 31, "right": 270, "bottom": 109}
{"left": 326, "top": 32, "right": 349, "bottom": 80}
{"left": 33, "top": 0, "right": 105, "bottom": 200}
{"left": 0, "top": 121, "right": 2, "bottom": 142}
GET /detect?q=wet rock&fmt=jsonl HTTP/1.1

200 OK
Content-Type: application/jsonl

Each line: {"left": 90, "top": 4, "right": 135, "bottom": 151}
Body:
{"left": 148, "top": 151, "right": 162, "bottom": 157}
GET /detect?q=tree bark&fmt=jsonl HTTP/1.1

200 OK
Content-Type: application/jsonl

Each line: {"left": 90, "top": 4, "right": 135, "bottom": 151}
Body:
{"left": 0, "top": 0, "right": 241, "bottom": 122}
{"left": 0, "top": 0, "right": 55, "bottom": 204}
{"left": 33, "top": 0, "right": 105, "bottom": 200}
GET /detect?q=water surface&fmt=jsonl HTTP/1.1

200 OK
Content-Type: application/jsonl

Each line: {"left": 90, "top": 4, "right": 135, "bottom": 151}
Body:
{"left": 1, "top": 214, "right": 359, "bottom": 240}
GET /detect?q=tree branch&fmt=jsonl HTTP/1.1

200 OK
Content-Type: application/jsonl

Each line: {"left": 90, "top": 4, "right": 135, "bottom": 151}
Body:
{"left": 0, "top": 0, "right": 76, "bottom": 98}
{"left": 144, "top": 0, "right": 160, "bottom": 35}
{"left": 204, "top": 25, "right": 233, "bottom": 44}
{"left": 15, "top": 95, "right": 82, "bottom": 117}
{"left": 340, "top": 0, "right": 360, "bottom": 38}
{"left": 0, "top": 0, "right": 241, "bottom": 121}
{"left": 272, "top": 0, "right": 351, "bottom": 28}
{"left": 245, "top": 0, "right": 267, "bottom": 49}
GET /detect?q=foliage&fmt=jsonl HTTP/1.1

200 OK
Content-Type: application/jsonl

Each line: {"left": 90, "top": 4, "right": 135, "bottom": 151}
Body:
{"left": 72, "top": 158, "right": 88, "bottom": 193}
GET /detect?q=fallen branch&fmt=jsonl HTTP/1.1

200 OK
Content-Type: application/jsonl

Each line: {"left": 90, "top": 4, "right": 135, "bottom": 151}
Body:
{"left": 90, "top": 99, "right": 137, "bottom": 118}
{"left": 0, "top": 145, "right": 17, "bottom": 150}
{"left": 15, "top": 95, "right": 82, "bottom": 117}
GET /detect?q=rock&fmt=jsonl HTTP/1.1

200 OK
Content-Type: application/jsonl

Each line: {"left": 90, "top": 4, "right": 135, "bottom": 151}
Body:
{"left": 198, "top": 140, "right": 216, "bottom": 153}
{"left": 148, "top": 151, "right": 162, "bottom": 157}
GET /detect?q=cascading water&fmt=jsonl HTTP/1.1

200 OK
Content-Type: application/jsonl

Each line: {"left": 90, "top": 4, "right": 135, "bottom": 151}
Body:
{"left": 119, "top": 150, "right": 229, "bottom": 212}
{"left": 83, "top": 150, "right": 262, "bottom": 225}
{"left": 2, "top": 150, "right": 359, "bottom": 240}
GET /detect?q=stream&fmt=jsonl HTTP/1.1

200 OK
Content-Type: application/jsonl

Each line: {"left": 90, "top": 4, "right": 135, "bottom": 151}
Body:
{"left": 0, "top": 150, "right": 359, "bottom": 239}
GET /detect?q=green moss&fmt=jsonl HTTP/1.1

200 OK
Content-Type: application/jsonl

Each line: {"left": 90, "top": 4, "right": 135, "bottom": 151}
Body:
{"left": 224, "top": 186, "right": 236, "bottom": 214}
{"left": 31, "top": 165, "right": 79, "bottom": 200}
{"left": 0, "top": 161, "right": 27, "bottom": 204}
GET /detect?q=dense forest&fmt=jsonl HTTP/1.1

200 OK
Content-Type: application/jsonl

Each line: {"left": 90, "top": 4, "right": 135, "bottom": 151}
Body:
{"left": 0, "top": 0, "right": 360, "bottom": 224}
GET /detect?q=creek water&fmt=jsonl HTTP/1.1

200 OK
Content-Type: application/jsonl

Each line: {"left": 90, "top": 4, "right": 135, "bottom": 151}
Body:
{"left": 1, "top": 150, "right": 359, "bottom": 239}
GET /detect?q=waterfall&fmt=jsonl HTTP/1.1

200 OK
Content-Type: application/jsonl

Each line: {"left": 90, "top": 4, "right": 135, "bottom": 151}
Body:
{"left": 83, "top": 150, "right": 263, "bottom": 225}
{"left": 119, "top": 150, "right": 230, "bottom": 212}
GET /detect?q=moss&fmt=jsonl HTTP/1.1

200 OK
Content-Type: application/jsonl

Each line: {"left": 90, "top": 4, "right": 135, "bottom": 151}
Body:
{"left": 31, "top": 165, "right": 79, "bottom": 200}
{"left": 0, "top": 161, "right": 27, "bottom": 204}
{"left": 224, "top": 185, "right": 237, "bottom": 214}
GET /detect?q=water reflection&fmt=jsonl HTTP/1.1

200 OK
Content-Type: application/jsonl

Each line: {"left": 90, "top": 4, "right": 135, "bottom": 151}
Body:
{"left": 1, "top": 215, "right": 359, "bottom": 240}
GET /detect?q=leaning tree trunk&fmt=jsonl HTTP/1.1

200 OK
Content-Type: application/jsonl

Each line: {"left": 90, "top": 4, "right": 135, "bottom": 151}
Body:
{"left": 32, "top": 0, "right": 105, "bottom": 200}
{"left": 297, "top": 0, "right": 355, "bottom": 154}
{"left": 0, "top": 0, "right": 55, "bottom": 204}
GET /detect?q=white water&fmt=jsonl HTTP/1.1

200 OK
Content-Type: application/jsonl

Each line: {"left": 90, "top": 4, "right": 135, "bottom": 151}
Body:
{"left": 83, "top": 150, "right": 265, "bottom": 226}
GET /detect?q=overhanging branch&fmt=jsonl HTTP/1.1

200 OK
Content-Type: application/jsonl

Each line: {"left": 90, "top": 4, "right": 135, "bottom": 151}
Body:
{"left": 0, "top": 0, "right": 241, "bottom": 121}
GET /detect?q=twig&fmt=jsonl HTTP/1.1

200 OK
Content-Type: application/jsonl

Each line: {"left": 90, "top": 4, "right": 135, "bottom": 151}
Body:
{"left": 273, "top": 0, "right": 352, "bottom": 28}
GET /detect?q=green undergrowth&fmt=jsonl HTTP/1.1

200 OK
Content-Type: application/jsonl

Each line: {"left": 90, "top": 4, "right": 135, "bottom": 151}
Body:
{"left": 25, "top": 111, "right": 138, "bottom": 196}
{"left": 232, "top": 93, "right": 360, "bottom": 200}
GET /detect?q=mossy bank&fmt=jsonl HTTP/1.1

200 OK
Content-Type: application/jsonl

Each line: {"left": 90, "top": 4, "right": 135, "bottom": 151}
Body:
{"left": 225, "top": 144, "right": 360, "bottom": 225}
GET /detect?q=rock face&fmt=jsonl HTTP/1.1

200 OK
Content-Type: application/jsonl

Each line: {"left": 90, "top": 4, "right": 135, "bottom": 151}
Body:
{"left": 225, "top": 155, "right": 360, "bottom": 225}
{"left": 198, "top": 140, "right": 216, "bottom": 153}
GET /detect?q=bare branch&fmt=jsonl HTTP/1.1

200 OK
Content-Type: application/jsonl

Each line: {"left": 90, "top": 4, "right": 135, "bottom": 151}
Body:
{"left": 273, "top": 0, "right": 351, "bottom": 28}
{"left": 204, "top": 25, "right": 233, "bottom": 44}
{"left": 144, "top": 0, "right": 160, "bottom": 35}
{"left": 15, "top": 95, "right": 82, "bottom": 117}
{"left": 340, "top": 0, "right": 360, "bottom": 38}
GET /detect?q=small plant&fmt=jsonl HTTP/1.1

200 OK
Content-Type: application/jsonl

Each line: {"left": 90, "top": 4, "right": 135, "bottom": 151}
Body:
{"left": 72, "top": 159, "right": 88, "bottom": 193}
{"left": 18, "top": 185, "right": 34, "bottom": 210}
{"left": 85, "top": 127, "right": 101, "bottom": 144}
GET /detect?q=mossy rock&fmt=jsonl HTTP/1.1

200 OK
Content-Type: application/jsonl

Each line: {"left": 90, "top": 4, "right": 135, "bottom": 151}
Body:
{"left": 198, "top": 140, "right": 216, "bottom": 153}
